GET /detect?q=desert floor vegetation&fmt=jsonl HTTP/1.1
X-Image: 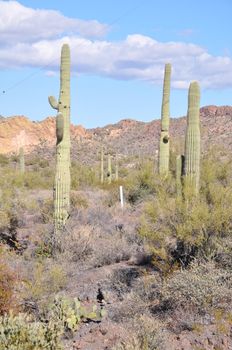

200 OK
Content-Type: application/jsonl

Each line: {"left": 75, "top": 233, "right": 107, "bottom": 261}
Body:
{"left": 0, "top": 146, "right": 232, "bottom": 349}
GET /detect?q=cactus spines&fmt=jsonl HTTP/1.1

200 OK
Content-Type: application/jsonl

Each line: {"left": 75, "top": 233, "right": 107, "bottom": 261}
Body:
{"left": 19, "top": 146, "right": 25, "bottom": 174}
{"left": 184, "top": 81, "right": 201, "bottom": 194}
{"left": 176, "top": 155, "right": 184, "bottom": 197}
{"left": 107, "top": 154, "right": 112, "bottom": 184}
{"left": 49, "top": 43, "right": 71, "bottom": 231}
{"left": 100, "top": 146, "right": 104, "bottom": 184}
{"left": 159, "top": 63, "right": 171, "bottom": 176}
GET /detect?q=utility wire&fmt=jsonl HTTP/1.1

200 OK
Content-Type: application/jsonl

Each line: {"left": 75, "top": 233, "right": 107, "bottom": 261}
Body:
{"left": 1, "top": 2, "right": 142, "bottom": 96}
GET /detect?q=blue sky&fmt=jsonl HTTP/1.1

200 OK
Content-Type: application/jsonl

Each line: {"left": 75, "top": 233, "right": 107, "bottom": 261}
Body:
{"left": 0, "top": 0, "right": 232, "bottom": 128}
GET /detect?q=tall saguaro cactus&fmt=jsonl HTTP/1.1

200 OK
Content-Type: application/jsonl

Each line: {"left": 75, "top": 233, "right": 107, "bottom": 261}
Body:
{"left": 48, "top": 44, "right": 71, "bottom": 231}
{"left": 159, "top": 63, "right": 171, "bottom": 176}
{"left": 184, "top": 81, "right": 201, "bottom": 194}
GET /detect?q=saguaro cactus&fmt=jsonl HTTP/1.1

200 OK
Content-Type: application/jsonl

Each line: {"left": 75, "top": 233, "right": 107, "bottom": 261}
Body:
{"left": 100, "top": 145, "right": 104, "bottom": 184}
{"left": 115, "top": 153, "right": 119, "bottom": 181}
{"left": 19, "top": 146, "right": 25, "bottom": 174}
{"left": 184, "top": 81, "right": 201, "bottom": 194}
{"left": 159, "top": 63, "right": 171, "bottom": 176}
{"left": 48, "top": 44, "right": 71, "bottom": 231}
{"left": 107, "top": 154, "right": 112, "bottom": 184}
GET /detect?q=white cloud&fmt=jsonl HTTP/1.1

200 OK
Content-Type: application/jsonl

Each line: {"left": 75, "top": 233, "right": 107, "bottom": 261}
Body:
{"left": 0, "top": 2, "right": 232, "bottom": 90}
{"left": 0, "top": 0, "right": 109, "bottom": 43}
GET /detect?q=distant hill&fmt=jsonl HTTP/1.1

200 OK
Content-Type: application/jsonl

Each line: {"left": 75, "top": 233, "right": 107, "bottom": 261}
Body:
{"left": 0, "top": 106, "right": 232, "bottom": 162}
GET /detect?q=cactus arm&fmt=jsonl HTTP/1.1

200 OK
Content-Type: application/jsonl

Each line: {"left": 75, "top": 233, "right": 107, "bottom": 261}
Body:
{"left": 56, "top": 113, "right": 64, "bottom": 144}
{"left": 48, "top": 96, "right": 59, "bottom": 110}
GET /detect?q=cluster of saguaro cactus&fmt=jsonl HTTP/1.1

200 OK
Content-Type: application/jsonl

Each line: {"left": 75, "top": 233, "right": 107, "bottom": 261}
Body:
{"left": 157, "top": 63, "right": 201, "bottom": 195}
{"left": 100, "top": 148, "right": 119, "bottom": 184}
{"left": 48, "top": 43, "right": 71, "bottom": 231}
{"left": 158, "top": 63, "right": 171, "bottom": 177}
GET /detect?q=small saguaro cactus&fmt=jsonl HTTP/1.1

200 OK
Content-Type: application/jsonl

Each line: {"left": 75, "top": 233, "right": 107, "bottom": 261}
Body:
{"left": 107, "top": 154, "right": 112, "bottom": 184}
{"left": 176, "top": 154, "right": 184, "bottom": 197}
{"left": 184, "top": 81, "right": 201, "bottom": 195}
{"left": 48, "top": 43, "right": 71, "bottom": 231}
{"left": 19, "top": 146, "right": 25, "bottom": 174}
{"left": 159, "top": 63, "right": 171, "bottom": 176}
{"left": 100, "top": 145, "right": 104, "bottom": 184}
{"left": 115, "top": 153, "right": 119, "bottom": 181}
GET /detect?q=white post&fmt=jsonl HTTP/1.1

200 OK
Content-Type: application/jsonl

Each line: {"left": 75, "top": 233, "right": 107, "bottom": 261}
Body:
{"left": 119, "top": 185, "right": 124, "bottom": 209}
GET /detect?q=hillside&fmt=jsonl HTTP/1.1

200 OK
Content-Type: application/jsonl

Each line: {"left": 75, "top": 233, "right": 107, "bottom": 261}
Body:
{"left": 1, "top": 105, "right": 232, "bottom": 162}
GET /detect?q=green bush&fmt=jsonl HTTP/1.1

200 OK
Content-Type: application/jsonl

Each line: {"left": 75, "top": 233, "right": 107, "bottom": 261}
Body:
{"left": 139, "top": 150, "right": 232, "bottom": 272}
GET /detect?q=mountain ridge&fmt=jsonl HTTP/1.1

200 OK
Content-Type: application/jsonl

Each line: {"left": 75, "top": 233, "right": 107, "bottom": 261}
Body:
{"left": 0, "top": 105, "right": 232, "bottom": 156}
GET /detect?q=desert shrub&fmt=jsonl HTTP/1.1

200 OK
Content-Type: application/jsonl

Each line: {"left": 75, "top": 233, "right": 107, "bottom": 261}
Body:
{"left": 70, "top": 192, "right": 88, "bottom": 209}
{"left": 139, "top": 150, "right": 232, "bottom": 272}
{"left": 23, "top": 261, "right": 67, "bottom": 304}
{"left": 113, "top": 315, "right": 166, "bottom": 350}
{"left": 71, "top": 162, "right": 99, "bottom": 188}
{"left": 0, "top": 258, "right": 18, "bottom": 314}
{"left": 40, "top": 198, "right": 53, "bottom": 224}
{"left": 0, "top": 154, "right": 9, "bottom": 166}
{"left": 160, "top": 261, "right": 232, "bottom": 314}
{"left": 125, "top": 161, "right": 156, "bottom": 204}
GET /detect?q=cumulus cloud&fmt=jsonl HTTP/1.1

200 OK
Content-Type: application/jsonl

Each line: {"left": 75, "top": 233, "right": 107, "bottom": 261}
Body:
{"left": 0, "top": 0, "right": 109, "bottom": 43}
{"left": 0, "top": 1, "right": 232, "bottom": 90}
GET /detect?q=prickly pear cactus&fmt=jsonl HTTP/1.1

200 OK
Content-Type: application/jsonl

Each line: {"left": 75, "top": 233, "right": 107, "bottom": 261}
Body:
{"left": 159, "top": 63, "right": 171, "bottom": 176}
{"left": 48, "top": 44, "right": 71, "bottom": 231}
{"left": 184, "top": 81, "right": 201, "bottom": 194}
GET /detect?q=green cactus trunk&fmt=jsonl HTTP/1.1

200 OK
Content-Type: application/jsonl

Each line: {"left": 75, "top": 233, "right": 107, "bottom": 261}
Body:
{"left": 115, "top": 153, "right": 119, "bottom": 181}
{"left": 107, "top": 154, "right": 112, "bottom": 184}
{"left": 184, "top": 81, "right": 201, "bottom": 195}
{"left": 176, "top": 155, "right": 184, "bottom": 197}
{"left": 159, "top": 63, "right": 171, "bottom": 176}
{"left": 100, "top": 146, "right": 104, "bottom": 184}
{"left": 49, "top": 44, "right": 71, "bottom": 231}
{"left": 19, "top": 146, "right": 25, "bottom": 174}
